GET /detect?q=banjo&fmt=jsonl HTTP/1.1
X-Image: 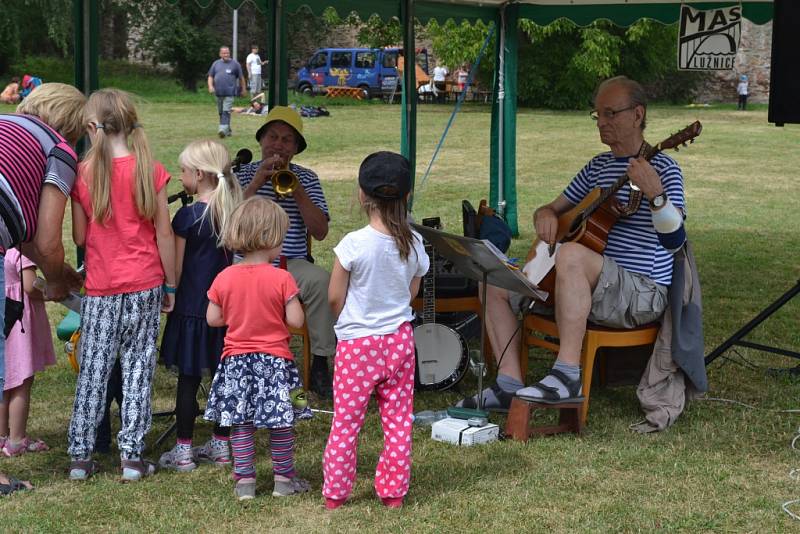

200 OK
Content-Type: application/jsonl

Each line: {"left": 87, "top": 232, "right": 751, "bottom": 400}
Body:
{"left": 414, "top": 217, "right": 469, "bottom": 391}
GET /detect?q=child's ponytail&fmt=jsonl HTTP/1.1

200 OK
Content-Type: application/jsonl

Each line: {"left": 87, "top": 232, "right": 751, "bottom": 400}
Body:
{"left": 85, "top": 125, "right": 113, "bottom": 222}
{"left": 84, "top": 89, "right": 156, "bottom": 222}
{"left": 129, "top": 123, "right": 156, "bottom": 220}
{"left": 178, "top": 140, "right": 243, "bottom": 242}
{"left": 205, "top": 163, "right": 243, "bottom": 243}
{"left": 362, "top": 196, "right": 416, "bottom": 262}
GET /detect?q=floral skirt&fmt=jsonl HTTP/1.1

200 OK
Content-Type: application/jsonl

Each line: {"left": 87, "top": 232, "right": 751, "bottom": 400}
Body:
{"left": 204, "top": 352, "right": 312, "bottom": 429}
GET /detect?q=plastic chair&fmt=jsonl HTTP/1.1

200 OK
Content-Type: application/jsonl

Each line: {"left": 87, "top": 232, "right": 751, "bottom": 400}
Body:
{"left": 506, "top": 313, "right": 660, "bottom": 439}
{"left": 281, "top": 234, "right": 313, "bottom": 390}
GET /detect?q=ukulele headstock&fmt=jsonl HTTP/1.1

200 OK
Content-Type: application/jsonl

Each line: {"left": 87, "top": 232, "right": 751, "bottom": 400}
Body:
{"left": 657, "top": 121, "right": 703, "bottom": 152}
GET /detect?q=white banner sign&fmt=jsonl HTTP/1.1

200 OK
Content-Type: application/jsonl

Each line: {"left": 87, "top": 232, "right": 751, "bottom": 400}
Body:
{"left": 678, "top": 4, "right": 742, "bottom": 70}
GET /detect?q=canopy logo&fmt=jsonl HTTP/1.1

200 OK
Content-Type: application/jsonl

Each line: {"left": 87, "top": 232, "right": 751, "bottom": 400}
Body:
{"left": 678, "top": 4, "right": 741, "bottom": 70}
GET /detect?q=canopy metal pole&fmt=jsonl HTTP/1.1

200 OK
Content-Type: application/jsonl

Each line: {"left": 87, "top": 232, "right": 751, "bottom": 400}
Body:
{"left": 400, "top": 0, "right": 417, "bottom": 202}
{"left": 497, "top": 4, "right": 507, "bottom": 217}
{"left": 232, "top": 8, "right": 239, "bottom": 61}
{"left": 267, "top": 0, "right": 287, "bottom": 107}
{"left": 73, "top": 0, "right": 99, "bottom": 96}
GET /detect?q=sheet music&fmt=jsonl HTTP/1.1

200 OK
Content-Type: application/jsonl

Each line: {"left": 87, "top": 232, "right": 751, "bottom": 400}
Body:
{"left": 522, "top": 241, "right": 561, "bottom": 295}
{"left": 411, "top": 223, "right": 547, "bottom": 300}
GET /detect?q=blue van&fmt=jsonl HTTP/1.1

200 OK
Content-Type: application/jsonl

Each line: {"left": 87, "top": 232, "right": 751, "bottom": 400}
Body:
{"left": 295, "top": 47, "right": 428, "bottom": 99}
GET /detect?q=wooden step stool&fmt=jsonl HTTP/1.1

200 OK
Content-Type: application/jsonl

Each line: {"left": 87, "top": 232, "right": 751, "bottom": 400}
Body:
{"left": 505, "top": 313, "right": 659, "bottom": 441}
{"left": 506, "top": 397, "right": 584, "bottom": 438}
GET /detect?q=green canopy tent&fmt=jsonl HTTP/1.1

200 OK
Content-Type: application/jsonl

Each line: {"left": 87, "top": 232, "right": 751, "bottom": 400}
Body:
{"left": 72, "top": 0, "right": 774, "bottom": 234}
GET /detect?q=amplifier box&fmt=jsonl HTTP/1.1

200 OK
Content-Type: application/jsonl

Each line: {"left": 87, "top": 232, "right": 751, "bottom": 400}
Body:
{"left": 431, "top": 417, "right": 499, "bottom": 446}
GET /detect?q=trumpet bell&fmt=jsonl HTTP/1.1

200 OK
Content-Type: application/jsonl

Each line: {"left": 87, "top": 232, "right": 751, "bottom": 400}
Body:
{"left": 272, "top": 168, "right": 299, "bottom": 197}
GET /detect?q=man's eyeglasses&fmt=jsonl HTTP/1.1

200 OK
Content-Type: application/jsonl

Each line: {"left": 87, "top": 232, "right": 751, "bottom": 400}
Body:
{"left": 589, "top": 105, "right": 636, "bottom": 121}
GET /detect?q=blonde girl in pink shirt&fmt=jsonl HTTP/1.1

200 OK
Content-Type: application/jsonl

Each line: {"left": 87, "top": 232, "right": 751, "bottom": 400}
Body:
{"left": 67, "top": 88, "right": 176, "bottom": 482}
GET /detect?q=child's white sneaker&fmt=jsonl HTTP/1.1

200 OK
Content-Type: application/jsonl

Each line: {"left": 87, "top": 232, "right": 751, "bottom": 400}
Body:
{"left": 192, "top": 438, "right": 231, "bottom": 466}
{"left": 159, "top": 444, "right": 196, "bottom": 472}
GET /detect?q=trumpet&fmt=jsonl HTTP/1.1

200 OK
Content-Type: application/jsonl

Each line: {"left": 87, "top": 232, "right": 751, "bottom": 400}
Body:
{"left": 271, "top": 163, "right": 299, "bottom": 197}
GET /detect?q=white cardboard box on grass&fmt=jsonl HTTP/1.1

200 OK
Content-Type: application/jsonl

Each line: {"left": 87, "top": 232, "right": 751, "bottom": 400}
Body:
{"left": 431, "top": 417, "right": 499, "bottom": 446}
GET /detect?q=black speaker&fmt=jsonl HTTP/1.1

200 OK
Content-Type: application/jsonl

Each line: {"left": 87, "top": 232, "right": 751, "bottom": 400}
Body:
{"left": 768, "top": 0, "right": 800, "bottom": 125}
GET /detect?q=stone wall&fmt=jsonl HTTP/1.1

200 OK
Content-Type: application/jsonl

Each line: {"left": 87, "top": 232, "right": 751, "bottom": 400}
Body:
{"left": 693, "top": 19, "right": 772, "bottom": 104}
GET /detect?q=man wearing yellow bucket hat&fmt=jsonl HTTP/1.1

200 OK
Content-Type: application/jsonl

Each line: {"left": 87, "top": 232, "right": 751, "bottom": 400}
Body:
{"left": 237, "top": 105, "right": 335, "bottom": 397}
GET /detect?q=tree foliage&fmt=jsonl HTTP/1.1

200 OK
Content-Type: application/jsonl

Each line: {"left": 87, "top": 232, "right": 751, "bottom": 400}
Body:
{"left": 133, "top": 0, "right": 222, "bottom": 92}
{"left": 426, "top": 19, "right": 495, "bottom": 86}
{"left": 420, "top": 17, "right": 704, "bottom": 108}
{"left": 518, "top": 18, "right": 704, "bottom": 108}
{"left": 0, "top": 0, "right": 73, "bottom": 76}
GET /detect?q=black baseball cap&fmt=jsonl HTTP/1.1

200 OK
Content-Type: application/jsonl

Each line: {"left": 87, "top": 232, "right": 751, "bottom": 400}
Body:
{"left": 358, "top": 151, "right": 411, "bottom": 200}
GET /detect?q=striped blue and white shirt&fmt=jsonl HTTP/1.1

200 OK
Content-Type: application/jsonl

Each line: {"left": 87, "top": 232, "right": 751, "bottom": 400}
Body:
{"left": 236, "top": 160, "right": 329, "bottom": 259}
{"left": 563, "top": 151, "right": 685, "bottom": 286}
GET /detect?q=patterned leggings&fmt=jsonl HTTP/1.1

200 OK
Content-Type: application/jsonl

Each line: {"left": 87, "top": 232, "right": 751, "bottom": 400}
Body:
{"left": 67, "top": 287, "right": 161, "bottom": 460}
{"left": 230, "top": 424, "right": 296, "bottom": 481}
{"left": 322, "top": 322, "right": 415, "bottom": 501}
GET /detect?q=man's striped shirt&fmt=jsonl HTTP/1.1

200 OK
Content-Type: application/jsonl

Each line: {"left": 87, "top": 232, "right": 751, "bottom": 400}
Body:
{"left": 563, "top": 151, "right": 685, "bottom": 286}
{"left": 236, "top": 160, "right": 329, "bottom": 259}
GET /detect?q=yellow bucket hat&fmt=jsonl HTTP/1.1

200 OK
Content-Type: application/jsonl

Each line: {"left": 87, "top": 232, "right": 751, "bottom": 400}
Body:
{"left": 255, "top": 105, "right": 307, "bottom": 153}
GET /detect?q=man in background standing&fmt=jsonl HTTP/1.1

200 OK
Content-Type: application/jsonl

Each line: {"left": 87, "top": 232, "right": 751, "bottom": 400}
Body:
{"left": 246, "top": 44, "right": 268, "bottom": 97}
{"left": 207, "top": 46, "right": 246, "bottom": 138}
{"left": 432, "top": 63, "right": 448, "bottom": 104}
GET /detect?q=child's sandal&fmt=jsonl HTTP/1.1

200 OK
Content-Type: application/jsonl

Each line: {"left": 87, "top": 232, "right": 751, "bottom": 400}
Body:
{"left": 2, "top": 437, "right": 49, "bottom": 457}
{"left": 69, "top": 459, "right": 98, "bottom": 481}
{"left": 120, "top": 458, "right": 156, "bottom": 483}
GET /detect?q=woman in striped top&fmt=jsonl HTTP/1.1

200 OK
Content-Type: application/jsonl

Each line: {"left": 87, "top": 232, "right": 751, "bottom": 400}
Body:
{"left": 0, "top": 82, "right": 87, "bottom": 495}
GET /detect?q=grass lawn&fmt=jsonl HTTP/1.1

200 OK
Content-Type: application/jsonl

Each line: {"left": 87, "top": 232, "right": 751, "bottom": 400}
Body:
{"left": 2, "top": 95, "right": 800, "bottom": 532}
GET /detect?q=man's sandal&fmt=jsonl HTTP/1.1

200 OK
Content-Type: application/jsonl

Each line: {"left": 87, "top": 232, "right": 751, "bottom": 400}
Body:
{"left": 120, "top": 458, "right": 156, "bottom": 483}
{"left": 515, "top": 369, "right": 585, "bottom": 405}
{"left": 69, "top": 460, "right": 98, "bottom": 481}
{"left": 456, "top": 384, "right": 514, "bottom": 413}
{"left": 0, "top": 477, "right": 31, "bottom": 496}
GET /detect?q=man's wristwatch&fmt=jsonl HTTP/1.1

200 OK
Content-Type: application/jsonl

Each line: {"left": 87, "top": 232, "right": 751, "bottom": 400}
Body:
{"left": 649, "top": 192, "right": 668, "bottom": 210}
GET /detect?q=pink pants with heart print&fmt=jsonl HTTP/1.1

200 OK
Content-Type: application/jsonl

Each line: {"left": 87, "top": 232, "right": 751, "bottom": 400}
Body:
{"left": 322, "top": 322, "right": 415, "bottom": 501}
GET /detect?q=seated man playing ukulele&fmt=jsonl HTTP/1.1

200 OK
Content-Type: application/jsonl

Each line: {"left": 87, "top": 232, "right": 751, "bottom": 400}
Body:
{"left": 457, "top": 76, "right": 687, "bottom": 411}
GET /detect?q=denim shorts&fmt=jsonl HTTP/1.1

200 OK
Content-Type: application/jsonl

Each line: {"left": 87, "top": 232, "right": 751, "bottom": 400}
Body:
{"left": 510, "top": 256, "right": 668, "bottom": 328}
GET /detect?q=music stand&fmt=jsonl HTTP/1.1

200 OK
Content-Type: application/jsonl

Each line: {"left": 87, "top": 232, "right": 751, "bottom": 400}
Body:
{"left": 412, "top": 224, "right": 544, "bottom": 411}
{"left": 704, "top": 280, "right": 800, "bottom": 368}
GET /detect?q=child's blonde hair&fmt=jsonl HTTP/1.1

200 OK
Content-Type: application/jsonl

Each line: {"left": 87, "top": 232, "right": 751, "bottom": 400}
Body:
{"left": 222, "top": 196, "right": 289, "bottom": 253}
{"left": 83, "top": 88, "right": 155, "bottom": 223}
{"left": 16, "top": 83, "right": 87, "bottom": 146}
{"left": 178, "top": 140, "right": 243, "bottom": 241}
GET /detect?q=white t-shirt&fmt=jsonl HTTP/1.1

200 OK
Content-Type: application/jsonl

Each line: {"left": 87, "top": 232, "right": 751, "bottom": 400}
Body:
{"left": 433, "top": 65, "right": 448, "bottom": 82}
{"left": 246, "top": 52, "right": 262, "bottom": 75}
{"left": 737, "top": 81, "right": 748, "bottom": 96}
{"left": 333, "top": 224, "right": 429, "bottom": 340}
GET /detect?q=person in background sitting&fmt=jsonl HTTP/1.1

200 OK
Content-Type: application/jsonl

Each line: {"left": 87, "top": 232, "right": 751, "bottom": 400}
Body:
{"left": 0, "top": 78, "right": 21, "bottom": 105}
{"left": 20, "top": 75, "right": 42, "bottom": 100}
{"left": 233, "top": 96, "right": 267, "bottom": 116}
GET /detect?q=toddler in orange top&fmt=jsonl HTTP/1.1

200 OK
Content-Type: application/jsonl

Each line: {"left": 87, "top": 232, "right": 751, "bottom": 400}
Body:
{"left": 203, "top": 196, "right": 311, "bottom": 501}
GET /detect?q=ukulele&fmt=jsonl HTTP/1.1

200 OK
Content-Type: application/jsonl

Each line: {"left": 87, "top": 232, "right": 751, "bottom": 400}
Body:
{"left": 523, "top": 121, "right": 703, "bottom": 306}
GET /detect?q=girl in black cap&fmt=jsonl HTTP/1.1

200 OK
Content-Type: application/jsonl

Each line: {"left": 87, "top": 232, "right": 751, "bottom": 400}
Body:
{"left": 323, "top": 151, "right": 430, "bottom": 509}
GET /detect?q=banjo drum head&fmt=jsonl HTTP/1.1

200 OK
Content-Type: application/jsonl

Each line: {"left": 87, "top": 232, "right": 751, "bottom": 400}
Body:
{"left": 414, "top": 323, "right": 466, "bottom": 390}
